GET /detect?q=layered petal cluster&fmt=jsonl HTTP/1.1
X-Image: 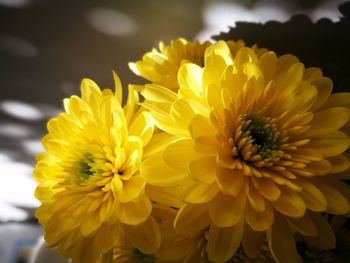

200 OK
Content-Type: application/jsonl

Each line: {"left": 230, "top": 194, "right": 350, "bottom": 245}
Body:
{"left": 139, "top": 41, "right": 350, "bottom": 262}
{"left": 129, "top": 38, "right": 211, "bottom": 91}
{"left": 33, "top": 73, "right": 159, "bottom": 263}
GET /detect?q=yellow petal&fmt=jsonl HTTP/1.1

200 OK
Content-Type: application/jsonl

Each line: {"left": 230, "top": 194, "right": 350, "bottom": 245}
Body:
{"left": 309, "top": 76, "right": 333, "bottom": 111}
{"left": 311, "top": 178, "right": 349, "bottom": 214}
{"left": 189, "top": 156, "right": 216, "bottom": 183}
{"left": 123, "top": 85, "right": 139, "bottom": 124}
{"left": 303, "top": 67, "right": 322, "bottom": 82}
{"left": 216, "top": 167, "right": 245, "bottom": 196}
{"left": 125, "top": 216, "right": 161, "bottom": 254}
{"left": 267, "top": 214, "right": 299, "bottom": 263}
{"left": 128, "top": 111, "right": 154, "bottom": 146}
{"left": 287, "top": 213, "right": 317, "bottom": 236}
{"left": 245, "top": 202, "right": 274, "bottom": 231}
{"left": 112, "top": 71, "right": 123, "bottom": 103}
{"left": 257, "top": 178, "right": 281, "bottom": 201}
{"left": 80, "top": 78, "right": 102, "bottom": 104}
{"left": 193, "top": 136, "right": 219, "bottom": 155}
{"left": 307, "top": 131, "right": 349, "bottom": 157}
{"left": 304, "top": 159, "right": 332, "bottom": 175}
{"left": 206, "top": 83, "right": 224, "bottom": 114}
{"left": 179, "top": 178, "right": 219, "bottom": 204}
{"left": 209, "top": 190, "right": 246, "bottom": 227}
{"left": 234, "top": 47, "right": 258, "bottom": 68}
{"left": 163, "top": 139, "right": 199, "bottom": 170}
{"left": 258, "top": 51, "right": 277, "bottom": 82}
{"left": 118, "top": 194, "right": 151, "bottom": 225}
{"left": 141, "top": 152, "right": 186, "bottom": 187}
{"left": 80, "top": 211, "right": 102, "bottom": 237}
{"left": 305, "top": 107, "right": 350, "bottom": 137}
{"left": 206, "top": 219, "right": 244, "bottom": 263}
{"left": 170, "top": 100, "right": 196, "bottom": 133}
{"left": 323, "top": 179, "right": 350, "bottom": 215}
{"left": 143, "top": 132, "right": 178, "bottom": 159}
{"left": 242, "top": 224, "right": 264, "bottom": 259}
{"left": 297, "top": 178, "right": 327, "bottom": 212}
{"left": 151, "top": 110, "right": 189, "bottom": 137}
{"left": 203, "top": 41, "right": 232, "bottom": 87}
{"left": 327, "top": 154, "right": 350, "bottom": 174}
{"left": 247, "top": 184, "right": 266, "bottom": 212}
{"left": 118, "top": 175, "right": 145, "bottom": 203}
{"left": 174, "top": 203, "right": 211, "bottom": 235}
{"left": 272, "top": 187, "right": 306, "bottom": 218}
{"left": 138, "top": 83, "right": 177, "bottom": 104}
{"left": 321, "top": 92, "right": 350, "bottom": 110}
{"left": 178, "top": 63, "right": 202, "bottom": 93}
{"left": 303, "top": 213, "right": 336, "bottom": 249}
{"left": 145, "top": 185, "right": 182, "bottom": 208}
{"left": 190, "top": 114, "right": 216, "bottom": 139}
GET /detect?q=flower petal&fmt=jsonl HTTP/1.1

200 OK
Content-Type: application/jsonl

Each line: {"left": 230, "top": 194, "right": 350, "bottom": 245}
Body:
{"left": 128, "top": 111, "right": 154, "bottom": 146}
{"left": 118, "top": 194, "right": 152, "bottom": 225}
{"left": 125, "top": 216, "right": 161, "bottom": 254}
{"left": 145, "top": 185, "right": 182, "bottom": 208}
{"left": 189, "top": 114, "right": 216, "bottom": 139}
{"left": 297, "top": 178, "right": 327, "bottom": 212}
{"left": 163, "top": 139, "right": 200, "bottom": 170}
{"left": 241, "top": 223, "right": 264, "bottom": 259}
{"left": 80, "top": 211, "right": 102, "bottom": 237}
{"left": 189, "top": 156, "right": 216, "bottom": 183}
{"left": 327, "top": 154, "right": 350, "bottom": 174}
{"left": 245, "top": 202, "right": 274, "bottom": 231}
{"left": 307, "top": 131, "right": 349, "bottom": 157}
{"left": 272, "top": 187, "right": 306, "bottom": 218}
{"left": 179, "top": 178, "right": 219, "bottom": 204}
{"left": 267, "top": 214, "right": 299, "bottom": 263}
{"left": 174, "top": 203, "right": 211, "bottom": 235}
{"left": 141, "top": 152, "right": 186, "bottom": 187}
{"left": 311, "top": 178, "right": 349, "bottom": 214}
{"left": 178, "top": 63, "right": 203, "bottom": 93}
{"left": 118, "top": 175, "right": 145, "bottom": 203}
{"left": 216, "top": 167, "right": 245, "bottom": 196}
{"left": 309, "top": 76, "right": 333, "bottom": 111}
{"left": 209, "top": 190, "right": 246, "bottom": 227}
{"left": 257, "top": 178, "right": 281, "bottom": 202}
{"left": 303, "top": 213, "right": 336, "bottom": 249}
{"left": 305, "top": 107, "right": 350, "bottom": 137}
{"left": 206, "top": 219, "right": 244, "bottom": 263}
{"left": 287, "top": 213, "right": 317, "bottom": 237}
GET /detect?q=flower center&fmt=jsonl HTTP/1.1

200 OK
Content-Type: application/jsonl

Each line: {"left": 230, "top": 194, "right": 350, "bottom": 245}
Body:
{"left": 230, "top": 114, "right": 285, "bottom": 166}
{"left": 79, "top": 155, "right": 95, "bottom": 180}
{"left": 241, "top": 114, "right": 281, "bottom": 159}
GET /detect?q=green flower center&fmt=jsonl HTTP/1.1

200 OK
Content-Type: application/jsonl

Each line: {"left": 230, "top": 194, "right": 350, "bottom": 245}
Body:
{"left": 79, "top": 155, "right": 95, "bottom": 180}
{"left": 240, "top": 114, "right": 283, "bottom": 160}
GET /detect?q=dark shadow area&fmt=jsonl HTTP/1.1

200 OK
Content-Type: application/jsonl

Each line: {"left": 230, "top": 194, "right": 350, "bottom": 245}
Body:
{"left": 0, "top": 0, "right": 205, "bottom": 105}
{"left": 214, "top": 1, "right": 350, "bottom": 93}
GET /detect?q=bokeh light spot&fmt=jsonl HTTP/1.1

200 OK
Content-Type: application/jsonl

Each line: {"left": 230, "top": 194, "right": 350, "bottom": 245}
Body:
{"left": 86, "top": 7, "right": 138, "bottom": 36}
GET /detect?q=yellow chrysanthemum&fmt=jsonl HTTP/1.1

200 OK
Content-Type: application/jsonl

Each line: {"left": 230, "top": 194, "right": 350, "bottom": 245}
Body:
{"left": 33, "top": 73, "right": 161, "bottom": 263}
{"left": 139, "top": 41, "right": 350, "bottom": 262}
{"left": 129, "top": 38, "right": 211, "bottom": 91}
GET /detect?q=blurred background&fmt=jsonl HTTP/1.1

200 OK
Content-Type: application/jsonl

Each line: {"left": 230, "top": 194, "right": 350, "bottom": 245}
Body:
{"left": 0, "top": 0, "right": 347, "bottom": 262}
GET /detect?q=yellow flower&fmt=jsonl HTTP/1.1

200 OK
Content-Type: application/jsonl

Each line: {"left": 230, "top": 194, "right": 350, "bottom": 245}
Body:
{"left": 129, "top": 38, "right": 211, "bottom": 90}
{"left": 139, "top": 41, "right": 350, "bottom": 262}
{"left": 33, "top": 73, "right": 160, "bottom": 263}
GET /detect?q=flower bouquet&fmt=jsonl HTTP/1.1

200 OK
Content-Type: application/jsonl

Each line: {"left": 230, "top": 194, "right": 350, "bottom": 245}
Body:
{"left": 33, "top": 32, "right": 350, "bottom": 262}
